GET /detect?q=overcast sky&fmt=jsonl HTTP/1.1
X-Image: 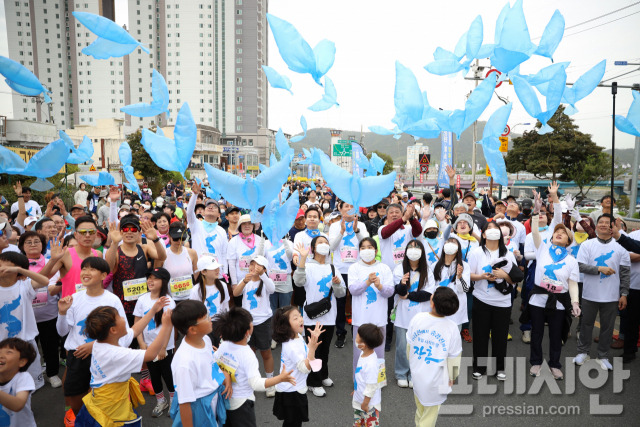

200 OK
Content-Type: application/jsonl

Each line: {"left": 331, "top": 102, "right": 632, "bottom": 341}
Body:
{"left": 2, "top": 0, "right": 639, "bottom": 151}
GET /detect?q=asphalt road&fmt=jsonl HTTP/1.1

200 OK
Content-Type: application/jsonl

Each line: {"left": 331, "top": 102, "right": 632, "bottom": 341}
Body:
{"left": 33, "top": 306, "right": 639, "bottom": 427}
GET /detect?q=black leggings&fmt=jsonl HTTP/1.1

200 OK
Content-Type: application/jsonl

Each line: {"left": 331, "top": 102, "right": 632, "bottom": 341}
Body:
{"left": 147, "top": 349, "right": 175, "bottom": 395}
{"left": 36, "top": 318, "right": 61, "bottom": 377}
{"left": 304, "top": 325, "right": 335, "bottom": 387}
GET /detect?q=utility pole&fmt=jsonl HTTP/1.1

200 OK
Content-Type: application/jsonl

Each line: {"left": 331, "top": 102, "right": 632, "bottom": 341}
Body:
{"left": 630, "top": 135, "right": 640, "bottom": 217}
{"left": 471, "top": 59, "right": 480, "bottom": 185}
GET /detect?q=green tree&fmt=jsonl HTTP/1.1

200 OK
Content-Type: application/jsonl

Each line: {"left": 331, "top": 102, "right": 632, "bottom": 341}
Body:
{"left": 127, "top": 129, "right": 176, "bottom": 195}
{"left": 505, "top": 105, "right": 603, "bottom": 180}
{"left": 368, "top": 150, "right": 394, "bottom": 175}
{"left": 568, "top": 152, "right": 612, "bottom": 202}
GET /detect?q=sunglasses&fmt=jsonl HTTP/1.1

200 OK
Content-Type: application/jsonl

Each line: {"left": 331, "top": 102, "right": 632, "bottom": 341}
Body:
{"left": 76, "top": 229, "right": 97, "bottom": 236}
{"left": 121, "top": 226, "right": 139, "bottom": 233}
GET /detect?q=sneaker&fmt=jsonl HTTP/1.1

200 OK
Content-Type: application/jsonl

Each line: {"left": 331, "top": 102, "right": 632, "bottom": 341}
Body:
{"left": 593, "top": 335, "right": 599, "bottom": 343}
{"left": 152, "top": 400, "right": 169, "bottom": 417}
{"left": 496, "top": 371, "right": 507, "bottom": 381}
{"left": 139, "top": 378, "right": 155, "bottom": 395}
{"left": 461, "top": 329, "right": 472, "bottom": 343}
{"left": 64, "top": 408, "right": 76, "bottom": 427}
{"left": 309, "top": 386, "right": 326, "bottom": 397}
{"left": 409, "top": 380, "right": 413, "bottom": 389}
{"left": 529, "top": 365, "right": 541, "bottom": 377}
{"left": 397, "top": 379, "right": 409, "bottom": 388}
{"left": 266, "top": 386, "right": 276, "bottom": 397}
{"left": 622, "top": 353, "right": 636, "bottom": 363}
{"left": 522, "top": 331, "right": 531, "bottom": 343}
{"left": 507, "top": 333, "right": 513, "bottom": 341}
{"left": 335, "top": 335, "right": 346, "bottom": 349}
{"left": 550, "top": 368, "right": 563, "bottom": 380}
{"left": 321, "top": 378, "right": 334, "bottom": 387}
{"left": 610, "top": 337, "right": 624, "bottom": 349}
{"left": 271, "top": 339, "right": 277, "bottom": 350}
{"left": 60, "top": 358, "right": 67, "bottom": 368}
{"left": 595, "top": 358, "right": 613, "bottom": 370}
{"left": 472, "top": 372, "right": 483, "bottom": 380}
{"left": 48, "top": 375, "right": 62, "bottom": 388}
{"left": 573, "top": 353, "right": 590, "bottom": 365}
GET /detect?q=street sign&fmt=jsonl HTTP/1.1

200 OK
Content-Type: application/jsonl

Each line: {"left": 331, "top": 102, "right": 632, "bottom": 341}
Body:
{"left": 501, "top": 125, "right": 510, "bottom": 136}
{"left": 486, "top": 165, "right": 491, "bottom": 176}
{"left": 486, "top": 69, "right": 503, "bottom": 88}
{"left": 332, "top": 141, "right": 352, "bottom": 157}
{"left": 499, "top": 136, "right": 509, "bottom": 152}
{"left": 420, "top": 164, "right": 429, "bottom": 174}
{"left": 89, "top": 165, "right": 96, "bottom": 171}
{"left": 456, "top": 174, "right": 460, "bottom": 189}
{"left": 223, "top": 147, "right": 239, "bottom": 153}
{"left": 419, "top": 153, "right": 430, "bottom": 164}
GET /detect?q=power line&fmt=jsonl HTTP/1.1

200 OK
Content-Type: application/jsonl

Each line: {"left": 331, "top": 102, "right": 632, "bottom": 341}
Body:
{"left": 563, "top": 10, "right": 640, "bottom": 38}
{"left": 601, "top": 67, "right": 640, "bottom": 83}
{"left": 564, "top": 1, "right": 640, "bottom": 30}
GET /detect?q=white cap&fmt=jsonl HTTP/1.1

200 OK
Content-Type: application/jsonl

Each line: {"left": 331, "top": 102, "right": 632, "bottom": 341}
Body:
{"left": 24, "top": 216, "right": 38, "bottom": 228}
{"left": 197, "top": 256, "right": 221, "bottom": 272}
{"left": 425, "top": 219, "right": 439, "bottom": 230}
{"left": 238, "top": 214, "right": 252, "bottom": 227}
{"left": 252, "top": 255, "right": 269, "bottom": 271}
{"left": 0, "top": 220, "right": 11, "bottom": 238}
{"left": 401, "top": 192, "right": 408, "bottom": 197}
{"left": 155, "top": 197, "right": 164, "bottom": 207}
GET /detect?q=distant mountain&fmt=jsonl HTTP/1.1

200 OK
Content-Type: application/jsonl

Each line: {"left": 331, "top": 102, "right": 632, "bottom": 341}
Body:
{"left": 604, "top": 148, "right": 637, "bottom": 166}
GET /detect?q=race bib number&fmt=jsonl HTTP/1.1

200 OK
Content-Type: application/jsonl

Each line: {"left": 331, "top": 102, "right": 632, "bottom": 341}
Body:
{"left": 269, "top": 271, "right": 288, "bottom": 286}
{"left": 239, "top": 256, "right": 251, "bottom": 272}
{"left": 75, "top": 283, "right": 86, "bottom": 293}
{"left": 170, "top": 275, "right": 194, "bottom": 298}
{"left": 217, "top": 353, "right": 239, "bottom": 383}
{"left": 340, "top": 246, "right": 357, "bottom": 263}
{"left": 393, "top": 249, "right": 405, "bottom": 264}
{"left": 123, "top": 278, "right": 148, "bottom": 301}
{"left": 32, "top": 289, "right": 48, "bottom": 308}
{"left": 377, "top": 359, "right": 387, "bottom": 387}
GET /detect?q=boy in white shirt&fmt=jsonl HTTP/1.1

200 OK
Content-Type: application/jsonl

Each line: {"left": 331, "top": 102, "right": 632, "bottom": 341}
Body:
{"left": 407, "top": 287, "right": 462, "bottom": 427}
{"left": 0, "top": 338, "right": 38, "bottom": 427}
{"left": 212, "top": 307, "right": 295, "bottom": 427}
{"left": 353, "top": 323, "right": 384, "bottom": 427}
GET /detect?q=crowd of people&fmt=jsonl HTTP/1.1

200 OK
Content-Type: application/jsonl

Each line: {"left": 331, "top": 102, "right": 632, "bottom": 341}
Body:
{"left": 0, "top": 164, "right": 637, "bottom": 427}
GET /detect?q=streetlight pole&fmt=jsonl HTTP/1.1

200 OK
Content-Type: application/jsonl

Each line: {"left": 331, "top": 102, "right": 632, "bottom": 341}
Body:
{"left": 471, "top": 60, "right": 480, "bottom": 185}
{"left": 630, "top": 135, "right": 640, "bottom": 217}
{"left": 611, "top": 82, "right": 617, "bottom": 213}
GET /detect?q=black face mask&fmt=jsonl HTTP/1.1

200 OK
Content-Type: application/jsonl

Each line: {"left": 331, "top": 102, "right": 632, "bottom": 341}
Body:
{"left": 523, "top": 208, "right": 532, "bottom": 215}
{"left": 425, "top": 230, "right": 438, "bottom": 239}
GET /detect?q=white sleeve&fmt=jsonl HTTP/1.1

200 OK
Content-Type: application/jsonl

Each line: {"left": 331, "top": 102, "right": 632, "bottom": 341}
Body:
{"left": 56, "top": 314, "right": 70, "bottom": 336}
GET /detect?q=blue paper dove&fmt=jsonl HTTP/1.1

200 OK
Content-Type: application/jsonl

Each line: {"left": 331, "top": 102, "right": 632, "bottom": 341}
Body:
{"left": 72, "top": 11, "right": 150, "bottom": 59}
{"left": 512, "top": 67, "right": 565, "bottom": 135}
{"left": 30, "top": 178, "right": 55, "bottom": 192}
{"left": 275, "top": 128, "right": 294, "bottom": 160}
{"left": 298, "top": 147, "right": 329, "bottom": 166}
{"left": 21, "top": 138, "right": 70, "bottom": 178}
{"left": 534, "top": 10, "right": 565, "bottom": 60}
{"left": 80, "top": 171, "right": 116, "bottom": 187}
{"left": 490, "top": 0, "right": 537, "bottom": 73}
{"left": 121, "top": 69, "right": 170, "bottom": 118}
{"left": 261, "top": 190, "right": 300, "bottom": 250}
{"left": 0, "top": 146, "right": 27, "bottom": 174}
{"left": 290, "top": 116, "right": 307, "bottom": 143}
{"left": 319, "top": 155, "right": 396, "bottom": 215}
{"left": 60, "top": 131, "right": 94, "bottom": 165}
{"left": 118, "top": 142, "right": 141, "bottom": 196}
{"left": 478, "top": 103, "right": 512, "bottom": 187}
{"left": 261, "top": 65, "right": 293, "bottom": 94}
{"left": 0, "top": 56, "right": 52, "bottom": 102}
{"left": 308, "top": 76, "right": 339, "bottom": 112}
{"left": 266, "top": 13, "right": 335, "bottom": 86}
{"left": 559, "top": 60, "right": 606, "bottom": 115}
{"left": 141, "top": 103, "right": 196, "bottom": 178}
{"left": 615, "top": 90, "right": 640, "bottom": 137}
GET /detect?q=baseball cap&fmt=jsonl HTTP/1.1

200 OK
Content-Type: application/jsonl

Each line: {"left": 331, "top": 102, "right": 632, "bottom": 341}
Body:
{"left": 24, "top": 217, "right": 38, "bottom": 228}
{"left": 0, "top": 220, "right": 11, "bottom": 238}
{"left": 252, "top": 255, "right": 269, "bottom": 271}
{"left": 147, "top": 267, "right": 171, "bottom": 282}
{"left": 463, "top": 191, "right": 477, "bottom": 201}
{"left": 401, "top": 192, "right": 408, "bottom": 197}
{"left": 197, "top": 256, "right": 221, "bottom": 272}
{"left": 70, "top": 204, "right": 85, "bottom": 212}
{"left": 424, "top": 219, "right": 439, "bottom": 230}
{"left": 494, "top": 200, "right": 506, "bottom": 207}
{"left": 119, "top": 215, "right": 140, "bottom": 229}
{"left": 521, "top": 198, "right": 533, "bottom": 208}
{"left": 226, "top": 206, "right": 241, "bottom": 215}
{"left": 169, "top": 225, "right": 188, "bottom": 240}
{"left": 296, "top": 209, "right": 305, "bottom": 219}
{"left": 238, "top": 214, "right": 252, "bottom": 227}
{"left": 205, "top": 200, "right": 219, "bottom": 208}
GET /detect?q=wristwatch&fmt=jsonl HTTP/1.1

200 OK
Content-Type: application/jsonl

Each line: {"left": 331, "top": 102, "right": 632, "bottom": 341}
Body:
{"left": 151, "top": 237, "right": 160, "bottom": 243}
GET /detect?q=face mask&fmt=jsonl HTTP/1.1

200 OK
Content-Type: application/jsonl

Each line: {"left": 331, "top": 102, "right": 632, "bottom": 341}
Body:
{"left": 360, "top": 249, "right": 376, "bottom": 262}
{"left": 425, "top": 230, "right": 438, "bottom": 239}
{"left": 485, "top": 228, "right": 502, "bottom": 241}
{"left": 406, "top": 248, "right": 422, "bottom": 261}
{"left": 443, "top": 242, "right": 458, "bottom": 255}
{"left": 315, "top": 243, "right": 330, "bottom": 256}
{"left": 523, "top": 208, "right": 532, "bottom": 215}
{"left": 539, "top": 225, "right": 549, "bottom": 231}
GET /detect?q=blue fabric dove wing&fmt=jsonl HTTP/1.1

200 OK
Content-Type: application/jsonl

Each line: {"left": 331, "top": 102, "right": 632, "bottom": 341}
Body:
{"left": 559, "top": 60, "right": 606, "bottom": 115}
{"left": 261, "top": 191, "right": 300, "bottom": 249}
{"left": 308, "top": 76, "right": 338, "bottom": 112}
{"left": 121, "top": 69, "right": 170, "bottom": 118}
{"left": 64, "top": 134, "right": 94, "bottom": 165}
{"left": 0, "top": 56, "right": 52, "bottom": 102}
{"left": 290, "top": 116, "right": 307, "bottom": 143}
{"left": 615, "top": 90, "right": 640, "bottom": 137}
{"left": 30, "top": 178, "right": 54, "bottom": 192}
{"left": 72, "top": 11, "right": 150, "bottom": 59}
{"left": 534, "top": 10, "right": 565, "bottom": 60}
{"left": 512, "top": 66, "right": 565, "bottom": 134}
{"left": 118, "top": 142, "right": 141, "bottom": 196}
{"left": 0, "top": 146, "right": 27, "bottom": 174}
{"left": 80, "top": 171, "right": 116, "bottom": 187}
{"left": 21, "top": 138, "right": 70, "bottom": 178}
{"left": 275, "top": 128, "right": 294, "bottom": 159}
{"left": 298, "top": 148, "right": 328, "bottom": 166}
{"left": 490, "top": 0, "right": 537, "bottom": 73}
{"left": 478, "top": 103, "right": 512, "bottom": 187}
{"left": 261, "top": 66, "right": 293, "bottom": 94}
{"left": 140, "top": 103, "right": 196, "bottom": 178}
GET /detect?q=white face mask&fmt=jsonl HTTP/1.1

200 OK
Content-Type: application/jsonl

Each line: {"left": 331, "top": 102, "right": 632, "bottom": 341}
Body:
{"left": 485, "top": 228, "right": 502, "bottom": 241}
{"left": 443, "top": 242, "right": 458, "bottom": 255}
{"left": 406, "top": 248, "right": 422, "bottom": 261}
{"left": 315, "top": 243, "right": 330, "bottom": 256}
{"left": 360, "top": 249, "right": 376, "bottom": 262}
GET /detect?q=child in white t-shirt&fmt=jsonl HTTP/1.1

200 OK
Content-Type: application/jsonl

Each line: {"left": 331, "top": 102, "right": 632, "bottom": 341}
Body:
{"left": 212, "top": 307, "right": 295, "bottom": 427}
{"left": 0, "top": 338, "right": 38, "bottom": 427}
{"left": 133, "top": 267, "right": 177, "bottom": 417}
{"left": 352, "top": 323, "right": 385, "bottom": 427}
{"left": 271, "top": 306, "right": 323, "bottom": 426}
{"left": 169, "top": 300, "right": 232, "bottom": 426}
{"left": 407, "top": 287, "right": 462, "bottom": 427}
{"left": 73, "top": 296, "right": 174, "bottom": 426}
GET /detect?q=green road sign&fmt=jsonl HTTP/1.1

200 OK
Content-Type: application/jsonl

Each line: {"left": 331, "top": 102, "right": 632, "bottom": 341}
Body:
{"left": 333, "top": 141, "right": 352, "bottom": 157}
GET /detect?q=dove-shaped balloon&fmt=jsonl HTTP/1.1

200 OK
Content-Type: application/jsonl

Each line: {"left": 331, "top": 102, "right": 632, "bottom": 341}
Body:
{"left": 615, "top": 90, "right": 640, "bottom": 137}
{"left": 512, "top": 67, "right": 565, "bottom": 134}
{"left": 261, "top": 190, "right": 300, "bottom": 250}
{"left": 80, "top": 171, "right": 116, "bottom": 187}
{"left": 204, "top": 153, "right": 293, "bottom": 217}
{"left": 0, "top": 146, "right": 27, "bottom": 174}
{"left": 558, "top": 60, "right": 606, "bottom": 115}
{"left": 478, "top": 103, "right": 512, "bottom": 187}
{"left": 72, "top": 11, "right": 150, "bottom": 59}
{"left": 534, "top": 10, "right": 565, "bottom": 60}
{"left": 118, "top": 142, "right": 141, "bottom": 196}
{"left": 266, "top": 13, "right": 335, "bottom": 86}
{"left": 30, "top": 178, "right": 55, "bottom": 192}
{"left": 121, "top": 69, "right": 169, "bottom": 118}
{"left": 261, "top": 66, "right": 293, "bottom": 94}
{"left": 298, "top": 147, "right": 329, "bottom": 166}
{"left": 62, "top": 132, "right": 94, "bottom": 165}
{"left": 21, "top": 138, "right": 70, "bottom": 178}
{"left": 140, "top": 103, "right": 196, "bottom": 178}
{"left": 368, "top": 125, "right": 403, "bottom": 140}
{"left": 319, "top": 155, "right": 396, "bottom": 215}
{"left": 490, "top": 0, "right": 537, "bottom": 73}
{"left": 275, "top": 128, "right": 294, "bottom": 160}
{"left": 0, "top": 56, "right": 52, "bottom": 103}
{"left": 290, "top": 116, "right": 307, "bottom": 143}
{"left": 194, "top": 177, "right": 222, "bottom": 200}
{"left": 308, "top": 76, "right": 338, "bottom": 112}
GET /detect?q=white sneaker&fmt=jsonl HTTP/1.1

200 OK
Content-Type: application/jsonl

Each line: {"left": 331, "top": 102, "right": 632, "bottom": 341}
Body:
{"left": 309, "top": 386, "right": 326, "bottom": 397}
{"left": 573, "top": 353, "right": 590, "bottom": 365}
{"left": 321, "top": 378, "right": 334, "bottom": 387}
{"left": 496, "top": 371, "right": 507, "bottom": 381}
{"left": 522, "top": 330, "right": 531, "bottom": 343}
{"left": 397, "top": 379, "right": 409, "bottom": 388}
{"left": 271, "top": 339, "right": 277, "bottom": 350}
{"left": 472, "top": 372, "right": 483, "bottom": 380}
{"left": 595, "top": 358, "right": 613, "bottom": 370}
{"left": 529, "top": 365, "right": 541, "bottom": 377}
{"left": 152, "top": 399, "right": 169, "bottom": 417}
{"left": 266, "top": 386, "right": 276, "bottom": 397}
{"left": 48, "top": 375, "right": 62, "bottom": 388}
{"left": 408, "top": 380, "right": 413, "bottom": 389}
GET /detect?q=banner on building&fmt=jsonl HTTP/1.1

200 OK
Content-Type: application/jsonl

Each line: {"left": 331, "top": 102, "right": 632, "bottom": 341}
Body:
{"left": 437, "top": 131, "right": 453, "bottom": 189}
{"left": 351, "top": 142, "right": 364, "bottom": 178}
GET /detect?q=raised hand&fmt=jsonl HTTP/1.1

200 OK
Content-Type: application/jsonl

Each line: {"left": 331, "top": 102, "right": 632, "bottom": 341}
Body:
{"left": 152, "top": 296, "right": 170, "bottom": 313}
{"left": 548, "top": 181, "right": 559, "bottom": 196}
{"left": 445, "top": 165, "right": 456, "bottom": 180}
{"left": 277, "top": 364, "right": 297, "bottom": 386}
{"left": 191, "top": 181, "right": 201, "bottom": 195}
{"left": 109, "top": 186, "right": 121, "bottom": 203}
{"left": 457, "top": 264, "right": 464, "bottom": 278}
{"left": 565, "top": 194, "right": 575, "bottom": 211}
{"left": 58, "top": 295, "right": 73, "bottom": 315}
{"left": 295, "top": 242, "right": 309, "bottom": 259}
{"left": 141, "top": 219, "right": 157, "bottom": 241}
{"left": 434, "top": 207, "right": 447, "bottom": 222}
{"left": 161, "top": 308, "right": 173, "bottom": 326}
{"left": 108, "top": 221, "right": 123, "bottom": 244}
{"left": 13, "top": 181, "right": 22, "bottom": 197}
{"left": 532, "top": 190, "right": 542, "bottom": 214}
{"left": 50, "top": 237, "right": 68, "bottom": 261}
